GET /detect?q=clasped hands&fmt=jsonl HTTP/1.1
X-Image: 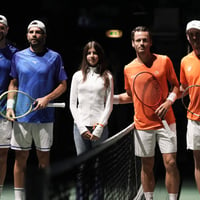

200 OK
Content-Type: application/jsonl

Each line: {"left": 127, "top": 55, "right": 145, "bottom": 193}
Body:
{"left": 82, "top": 131, "right": 99, "bottom": 141}
{"left": 82, "top": 123, "right": 104, "bottom": 141}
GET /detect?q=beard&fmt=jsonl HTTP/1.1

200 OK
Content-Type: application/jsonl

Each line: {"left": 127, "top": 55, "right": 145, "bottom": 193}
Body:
{"left": 29, "top": 38, "right": 45, "bottom": 48}
{"left": 0, "top": 32, "right": 5, "bottom": 42}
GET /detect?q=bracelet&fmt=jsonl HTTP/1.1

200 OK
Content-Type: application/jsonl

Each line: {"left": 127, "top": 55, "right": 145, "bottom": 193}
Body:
{"left": 93, "top": 123, "right": 104, "bottom": 130}
{"left": 167, "top": 92, "right": 177, "bottom": 103}
{"left": 7, "top": 99, "right": 15, "bottom": 109}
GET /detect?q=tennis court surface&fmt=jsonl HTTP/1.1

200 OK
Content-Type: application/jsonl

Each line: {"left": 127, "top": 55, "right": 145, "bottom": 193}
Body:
{"left": 2, "top": 123, "right": 200, "bottom": 200}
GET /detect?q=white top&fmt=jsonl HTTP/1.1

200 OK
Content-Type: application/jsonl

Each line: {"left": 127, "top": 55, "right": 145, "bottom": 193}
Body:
{"left": 70, "top": 67, "right": 113, "bottom": 137}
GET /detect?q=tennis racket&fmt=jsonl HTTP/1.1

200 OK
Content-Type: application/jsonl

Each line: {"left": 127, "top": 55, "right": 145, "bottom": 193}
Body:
{"left": 133, "top": 71, "right": 174, "bottom": 138}
{"left": 182, "top": 84, "right": 200, "bottom": 117}
{"left": 0, "top": 90, "right": 65, "bottom": 119}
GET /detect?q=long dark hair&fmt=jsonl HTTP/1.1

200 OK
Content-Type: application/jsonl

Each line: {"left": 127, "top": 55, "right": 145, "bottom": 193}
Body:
{"left": 80, "top": 41, "right": 110, "bottom": 88}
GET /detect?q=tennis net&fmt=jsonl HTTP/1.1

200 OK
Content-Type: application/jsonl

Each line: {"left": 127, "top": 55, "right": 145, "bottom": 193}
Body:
{"left": 25, "top": 123, "right": 144, "bottom": 200}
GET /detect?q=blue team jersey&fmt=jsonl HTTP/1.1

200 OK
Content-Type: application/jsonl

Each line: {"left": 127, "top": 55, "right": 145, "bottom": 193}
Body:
{"left": 10, "top": 48, "right": 67, "bottom": 123}
{"left": 0, "top": 44, "right": 18, "bottom": 119}
{"left": 0, "top": 44, "right": 18, "bottom": 94}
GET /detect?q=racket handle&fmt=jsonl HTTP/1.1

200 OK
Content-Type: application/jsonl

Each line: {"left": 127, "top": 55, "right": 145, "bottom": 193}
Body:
{"left": 161, "top": 119, "right": 174, "bottom": 139}
{"left": 47, "top": 102, "right": 66, "bottom": 108}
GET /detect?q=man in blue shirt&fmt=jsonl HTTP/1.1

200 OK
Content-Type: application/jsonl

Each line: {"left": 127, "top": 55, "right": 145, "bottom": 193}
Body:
{"left": 0, "top": 14, "right": 18, "bottom": 197}
{"left": 7, "top": 19, "right": 67, "bottom": 200}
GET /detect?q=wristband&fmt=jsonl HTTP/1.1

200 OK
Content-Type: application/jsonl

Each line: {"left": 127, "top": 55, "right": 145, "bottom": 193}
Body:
{"left": 7, "top": 99, "right": 15, "bottom": 109}
{"left": 113, "top": 95, "right": 120, "bottom": 104}
{"left": 93, "top": 123, "right": 104, "bottom": 130}
{"left": 167, "top": 92, "right": 177, "bottom": 103}
{"left": 92, "top": 124, "right": 104, "bottom": 138}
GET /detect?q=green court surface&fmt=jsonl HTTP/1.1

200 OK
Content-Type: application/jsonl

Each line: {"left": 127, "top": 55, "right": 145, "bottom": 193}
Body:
{"left": 179, "top": 178, "right": 199, "bottom": 200}
{"left": 1, "top": 165, "right": 200, "bottom": 200}
{"left": 153, "top": 178, "right": 169, "bottom": 200}
{"left": 154, "top": 177, "right": 199, "bottom": 200}
{"left": 2, "top": 179, "right": 199, "bottom": 200}
{"left": 1, "top": 184, "right": 14, "bottom": 200}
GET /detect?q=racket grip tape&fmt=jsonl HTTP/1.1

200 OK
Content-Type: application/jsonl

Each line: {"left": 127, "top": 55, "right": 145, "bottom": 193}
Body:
{"left": 47, "top": 102, "right": 65, "bottom": 108}
{"left": 161, "top": 119, "right": 174, "bottom": 139}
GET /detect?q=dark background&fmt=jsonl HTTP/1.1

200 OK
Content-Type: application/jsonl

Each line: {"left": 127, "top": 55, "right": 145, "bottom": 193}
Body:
{"left": 1, "top": 0, "right": 200, "bottom": 181}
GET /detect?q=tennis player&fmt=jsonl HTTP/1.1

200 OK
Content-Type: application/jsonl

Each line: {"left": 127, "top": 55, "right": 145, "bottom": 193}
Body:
{"left": 180, "top": 20, "right": 200, "bottom": 194}
{"left": 0, "top": 14, "right": 18, "bottom": 197}
{"left": 114, "top": 26, "right": 180, "bottom": 200}
{"left": 7, "top": 20, "right": 67, "bottom": 200}
{"left": 70, "top": 41, "right": 113, "bottom": 155}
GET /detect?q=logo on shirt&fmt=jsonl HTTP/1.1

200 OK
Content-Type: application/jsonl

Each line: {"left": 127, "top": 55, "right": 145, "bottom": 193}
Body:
{"left": 187, "top": 66, "right": 192, "bottom": 72}
{"left": 154, "top": 70, "right": 159, "bottom": 75}
{"left": 131, "top": 75, "right": 136, "bottom": 80}
{"left": 32, "top": 60, "right": 37, "bottom": 64}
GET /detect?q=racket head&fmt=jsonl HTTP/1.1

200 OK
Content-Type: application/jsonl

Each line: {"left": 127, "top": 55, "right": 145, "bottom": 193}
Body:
{"left": 182, "top": 85, "right": 200, "bottom": 117}
{"left": 0, "top": 90, "right": 34, "bottom": 119}
{"left": 133, "top": 71, "right": 163, "bottom": 109}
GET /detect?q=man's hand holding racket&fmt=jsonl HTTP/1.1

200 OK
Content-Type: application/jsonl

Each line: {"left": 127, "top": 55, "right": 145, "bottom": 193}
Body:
{"left": 33, "top": 96, "right": 51, "bottom": 110}
{"left": 155, "top": 98, "right": 173, "bottom": 120}
{"left": 6, "top": 107, "right": 15, "bottom": 121}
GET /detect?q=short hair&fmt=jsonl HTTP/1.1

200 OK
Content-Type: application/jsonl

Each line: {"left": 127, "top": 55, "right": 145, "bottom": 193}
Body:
{"left": 131, "top": 26, "right": 152, "bottom": 41}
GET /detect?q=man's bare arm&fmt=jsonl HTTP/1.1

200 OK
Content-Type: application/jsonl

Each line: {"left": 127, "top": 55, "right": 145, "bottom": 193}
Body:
{"left": 113, "top": 91, "right": 132, "bottom": 104}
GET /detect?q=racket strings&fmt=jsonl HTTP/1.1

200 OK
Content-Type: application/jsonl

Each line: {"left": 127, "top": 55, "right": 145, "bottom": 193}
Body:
{"left": 0, "top": 95, "right": 8, "bottom": 117}
{"left": 183, "top": 86, "right": 200, "bottom": 117}
{"left": 16, "top": 93, "right": 33, "bottom": 117}
{"left": 133, "top": 73, "right": 162, "bottom": 108}
{"left": 0, "top": 91, "right": 33, "bottom": 119}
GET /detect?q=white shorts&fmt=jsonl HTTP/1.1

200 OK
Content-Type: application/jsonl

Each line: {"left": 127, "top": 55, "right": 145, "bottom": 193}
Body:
{"left": 0, "top": 118, "right": 12, "bottom": 148}
{"left": 134, "top": 123, "right": 177, "bottom": 157}
{"left": 11, "top": 122, "right": 53, "bottom": 151}
{"left": 187, "top": 119, "right": 200, "bottom": 150}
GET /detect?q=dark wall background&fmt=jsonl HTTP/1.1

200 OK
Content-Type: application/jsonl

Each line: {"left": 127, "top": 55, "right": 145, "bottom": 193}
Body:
{"left": 1, "top": 0, "right": 200, "bottom": 180}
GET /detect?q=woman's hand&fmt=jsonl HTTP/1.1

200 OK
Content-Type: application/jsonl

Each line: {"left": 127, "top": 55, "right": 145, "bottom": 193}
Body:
{"left": 82, "top": 131, "right": 93, "bottom": 140}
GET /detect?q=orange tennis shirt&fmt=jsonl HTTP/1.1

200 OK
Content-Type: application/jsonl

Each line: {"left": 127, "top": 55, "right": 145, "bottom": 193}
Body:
{"left": 180, "top": 51, "right": 200, "bottom": 121}
{"left": 124, "top": 54, "right": 179, "bottom": 130}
